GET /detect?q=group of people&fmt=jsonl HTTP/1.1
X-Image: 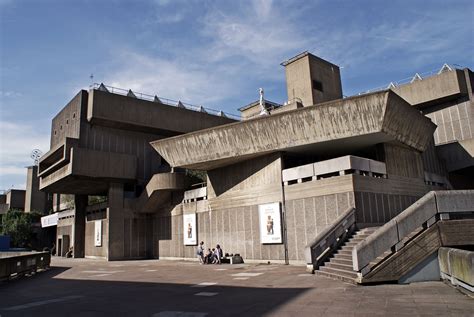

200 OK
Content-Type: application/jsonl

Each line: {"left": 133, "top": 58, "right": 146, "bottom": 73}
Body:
{"left": 196, "top": 241, "right": 223, "bottom": 264}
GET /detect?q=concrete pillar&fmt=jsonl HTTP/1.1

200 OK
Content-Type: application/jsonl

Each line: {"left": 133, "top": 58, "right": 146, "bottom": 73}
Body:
{"left": 73, "top": 195, "right": 87, "bottom": 258}
{"left": 107, "top": 183, "right": 125, "bottom": 260}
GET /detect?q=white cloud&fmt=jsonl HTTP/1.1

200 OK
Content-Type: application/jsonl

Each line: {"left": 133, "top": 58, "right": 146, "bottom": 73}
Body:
{"left": 0, "top": 120, "right": 50, "bottom": 179}
{"left": 105, "top": 51, "right": 239, "bottom": 111}
{"left": 0, "top": 90, "right": 22, "bottom": 98}
{"left": 201, "top": 1, "right": 309, "bottom": 68}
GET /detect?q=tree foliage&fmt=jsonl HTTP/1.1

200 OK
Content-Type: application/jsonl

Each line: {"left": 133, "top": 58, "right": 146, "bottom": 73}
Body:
{"left": 0, "top": 209, "right": 40, "bottom": 248}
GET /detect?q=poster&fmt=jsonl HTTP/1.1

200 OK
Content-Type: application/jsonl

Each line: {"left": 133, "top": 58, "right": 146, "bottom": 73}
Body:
{"left": 94, "top": 220, "right": 102, "bottom": 247}
{"left": 258, "top": 202, "right": 282, "bottom": 244}
{"left": 183, "top": 213, "right": 197, "bottom": 245}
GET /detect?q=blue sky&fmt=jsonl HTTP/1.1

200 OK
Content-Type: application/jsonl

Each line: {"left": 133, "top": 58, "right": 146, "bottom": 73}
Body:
{"left": 1, "top": 0, "right": 473, "bottom": 190}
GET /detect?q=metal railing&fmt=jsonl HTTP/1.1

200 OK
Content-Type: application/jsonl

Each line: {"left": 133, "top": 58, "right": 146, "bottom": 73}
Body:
{"left": 355, "top": 63, "right": 464, "bottom": 96}
{"left": 305, "top": 207, "right": 356, "bottom": 273}
{"left": 90, "top": 83, "right": 241, "bottom": 120}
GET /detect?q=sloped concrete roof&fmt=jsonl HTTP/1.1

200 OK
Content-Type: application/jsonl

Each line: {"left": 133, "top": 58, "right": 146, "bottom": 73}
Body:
{"left": 151, "top": 90, "right": 436, "bottom": 170}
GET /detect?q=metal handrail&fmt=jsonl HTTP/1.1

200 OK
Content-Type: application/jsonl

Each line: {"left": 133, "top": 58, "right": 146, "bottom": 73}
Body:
{"left": 90, "top": 83, "right": 241, "bottom": 120}
{"left": 355, "top": 64, "right": 463, "bottom": 97}
{"left": 305, "top": 207, "right": 356, "bottom": 272}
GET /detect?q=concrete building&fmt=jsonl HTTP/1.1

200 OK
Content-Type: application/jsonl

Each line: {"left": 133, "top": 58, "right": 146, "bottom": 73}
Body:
{"left": 38, "top": 86, "right": 235, "bottom": 259}
{"left": 0, "top": 189, "right": 26, "bottom": 213}
{"left": 24, "top": 165, "right": 52, "bottom": 213}
{"left": 38, "top": 52, "right": 473, "bottom": 284}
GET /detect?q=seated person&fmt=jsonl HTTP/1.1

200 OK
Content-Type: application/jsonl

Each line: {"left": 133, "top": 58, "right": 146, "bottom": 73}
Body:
{"left": 205, "top": 248, "right": 214, "bottom": 264}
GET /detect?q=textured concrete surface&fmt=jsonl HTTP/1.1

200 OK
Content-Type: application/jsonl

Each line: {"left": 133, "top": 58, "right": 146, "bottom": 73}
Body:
{"left": 391, "top": 69, "right": 468, "bottom": 107}
{"left": 151, "top": 91, "right": 436, "bottom": 170}
{"left": 0, "top": 257, "right": 472, "bottom": 316}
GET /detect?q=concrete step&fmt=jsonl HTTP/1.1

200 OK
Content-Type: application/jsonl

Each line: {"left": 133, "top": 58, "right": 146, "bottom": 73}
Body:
{"left": 347, "top": 234, "right": 370, "bottom": 242}
{"left": 345, "top": 241, "right": 362, "bottom": 247}
{"left": 340, "top": 245, "right": 355, "bottom": 252}
{"left": 329, "top": 257, "right": 353, "bottom": 266}
{"left": 318, "top": 266, "right": 358, "bottom": 279}
{"left": 314, "top": 269, "right": 357, "bottom": 284}
{"left": 333, "top": 253, "right": 351, "bottom": 261}
{"left": 325, "top": 261, "right": 353, "bottom": 271}
{"left": 336, "top": 249, "right": 352, "bottom": 256}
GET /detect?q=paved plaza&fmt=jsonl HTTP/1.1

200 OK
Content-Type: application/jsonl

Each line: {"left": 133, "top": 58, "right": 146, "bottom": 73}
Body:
{"left": 0, "top": 258, "right": 472, "bottom": 316}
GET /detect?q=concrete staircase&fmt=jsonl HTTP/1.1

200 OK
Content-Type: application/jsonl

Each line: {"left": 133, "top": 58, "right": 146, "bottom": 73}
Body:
{"left": 315, "top": 227, "right": 379, "bottom": 283}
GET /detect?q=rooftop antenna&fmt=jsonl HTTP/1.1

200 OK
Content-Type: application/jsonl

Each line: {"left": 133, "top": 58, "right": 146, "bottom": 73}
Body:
{"left": 89, "top": 74, "right": 94, "bottom": 87}
{"left": 30, "top": 149, "right": 43, "bottom": 166}
{"left": 259, "top": 88, "right": 268, "bottom": 116}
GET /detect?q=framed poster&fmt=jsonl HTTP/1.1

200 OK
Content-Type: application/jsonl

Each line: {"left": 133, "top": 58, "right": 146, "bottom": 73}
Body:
{"left": 183, "top": 213, "right": 197, "bottom": 245}
{"left": 258, "top": 202, "right": 282, "bottom": 244}
{"left": 94, "top": 220, "right": 102, "bottom": 247}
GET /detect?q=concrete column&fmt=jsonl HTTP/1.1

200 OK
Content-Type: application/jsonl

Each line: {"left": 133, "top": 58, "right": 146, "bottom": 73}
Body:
{"left": 73, "top": 195, "right": 87, "bottom": 258}
{"left": 107, "top": 183, "right": 125, "bottom": 260}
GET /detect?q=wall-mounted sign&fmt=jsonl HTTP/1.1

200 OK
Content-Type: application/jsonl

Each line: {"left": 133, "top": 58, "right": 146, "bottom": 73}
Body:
{"left": 41, "top": 213, "right": 58, "bottom": 228}
{"left": 258, "top": 202, "right": 282, "bottom": 244}
{"left": 183, "top": 213, "right": 197, "bottom": 245}
{"left": 94, "top": 220, "right": 102, "bottom": 247}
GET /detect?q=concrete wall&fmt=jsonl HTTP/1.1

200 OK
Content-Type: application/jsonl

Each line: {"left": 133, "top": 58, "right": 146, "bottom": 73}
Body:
{"left": 79, "top": 125, "right": 162, "bottom": 183}
{"left": 285, "top": 192, "right": 355, "bottom": 262}
{"left": 426, "top": 99, "right": 473, "bottom": 145}
{"left": 284, "top": 52, "right": 342, "bottom": 107}
{"left": 6, "top": 189, "right": 25, "bottom": 210}
{"left": 87, "top": 89, "right": 235, "bottom": 136}
{"left": 50, "top": 90, "right": 87, "bottom": 148}
{"left": 382, "top": 143, "right": 424, "bottom": 179}
{"left": 391, "top": 69, "right": 468, "bottom": 108}
{"left": 84, "top": 210, "right": 108, "bottom": 258}
{"left": 25, "top": 166, "right": 50, "bottom": 213}
{"left": 107, "top": 183, "right": 150, "bottom": 260}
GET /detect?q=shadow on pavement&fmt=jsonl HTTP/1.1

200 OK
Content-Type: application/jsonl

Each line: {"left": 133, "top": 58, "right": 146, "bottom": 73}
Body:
{"left": 0, "top": 265, "right": 310, "bottom": 317}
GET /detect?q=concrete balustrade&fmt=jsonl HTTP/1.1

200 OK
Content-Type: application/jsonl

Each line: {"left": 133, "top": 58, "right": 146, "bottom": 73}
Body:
{"left": 438, "top": 247, "right": 474, "bottom": 292}
{"left": 183, "top": 187, "right": 207, "bottom": 203}
{"left": 352, "top": 190, "right": 474, "bottom": 273}
{"left": 282, "top": 155, "right": 387, "bottom": 185}
{"left": 424, "top": 171, "right": 448, "bottom": 187}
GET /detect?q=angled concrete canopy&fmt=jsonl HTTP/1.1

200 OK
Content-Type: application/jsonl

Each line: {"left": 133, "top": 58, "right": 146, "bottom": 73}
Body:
{"left": 151, "top": 90, "right": 436, "bottom": 170}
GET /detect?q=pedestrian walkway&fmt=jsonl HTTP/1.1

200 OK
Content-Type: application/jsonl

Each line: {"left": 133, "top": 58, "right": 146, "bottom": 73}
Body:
{"left": 0, "top": 257, "right": 472, "bottom": 316}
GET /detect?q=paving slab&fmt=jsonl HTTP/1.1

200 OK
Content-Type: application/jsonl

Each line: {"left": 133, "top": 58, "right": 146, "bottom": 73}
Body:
{"left": 0, "top": 257, "right": 472, "bottom": 316}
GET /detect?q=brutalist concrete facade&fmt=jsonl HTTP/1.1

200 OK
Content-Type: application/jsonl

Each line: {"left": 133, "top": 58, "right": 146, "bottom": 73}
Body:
{"left": 39, "top": 52, "right": 473, "bottom": 263}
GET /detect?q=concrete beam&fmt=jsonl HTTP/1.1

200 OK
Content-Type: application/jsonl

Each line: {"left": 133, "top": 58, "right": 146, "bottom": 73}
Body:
{"left": 87, "top": 89, "right": 235, "bottom": 136}
{"left": 151, "top": 91, "right": 436, "bottom": 170}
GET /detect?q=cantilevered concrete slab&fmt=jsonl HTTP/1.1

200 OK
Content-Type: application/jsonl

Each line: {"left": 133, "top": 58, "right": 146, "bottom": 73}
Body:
{"left": 151, "top": 90, "right": 436, "bottom": 170}
{"left": 87, "top": 89, "right": 236, "bottom": 136}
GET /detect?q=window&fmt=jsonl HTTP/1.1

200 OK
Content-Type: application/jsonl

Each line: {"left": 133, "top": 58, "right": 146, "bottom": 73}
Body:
{"left": 312, "top": 80, "right": 323, "bottom": 92}
{"left": 73, "top": 113, "right": 76, "bottom": 118}
{"left": 66, "top": 119, "right": 69, "bottom": 124}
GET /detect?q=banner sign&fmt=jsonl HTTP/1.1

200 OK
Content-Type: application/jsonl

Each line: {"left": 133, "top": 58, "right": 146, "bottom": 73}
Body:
{"left": 258, "top": 202, "right": 282, "bottom": 244}
{"left": 94, "top": 220, "right": 102, "bottom": 247}
{"left": 41, "top": 213, "right": 58, "bottom": 228}
{"left": 183, "top": 213, "right": 197, "bottom": 245}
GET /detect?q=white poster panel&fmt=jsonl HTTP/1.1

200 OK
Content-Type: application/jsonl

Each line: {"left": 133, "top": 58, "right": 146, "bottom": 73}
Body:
{"left": 183, "top": 213, "right": 197, "bottom": 245}
{"left": 41, "top": 213, "right": 58, "bottom": 228}
{"left": 94, "top": 220, "right": 102, "bottom": 247}
{"left": 258, "top": 202, "right": 282, "bottom": 244}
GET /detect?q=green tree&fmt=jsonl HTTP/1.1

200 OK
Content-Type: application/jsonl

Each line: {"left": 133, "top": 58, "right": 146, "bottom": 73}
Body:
{"left": 0, "top": 210, "right": 40, "bottom": 248}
